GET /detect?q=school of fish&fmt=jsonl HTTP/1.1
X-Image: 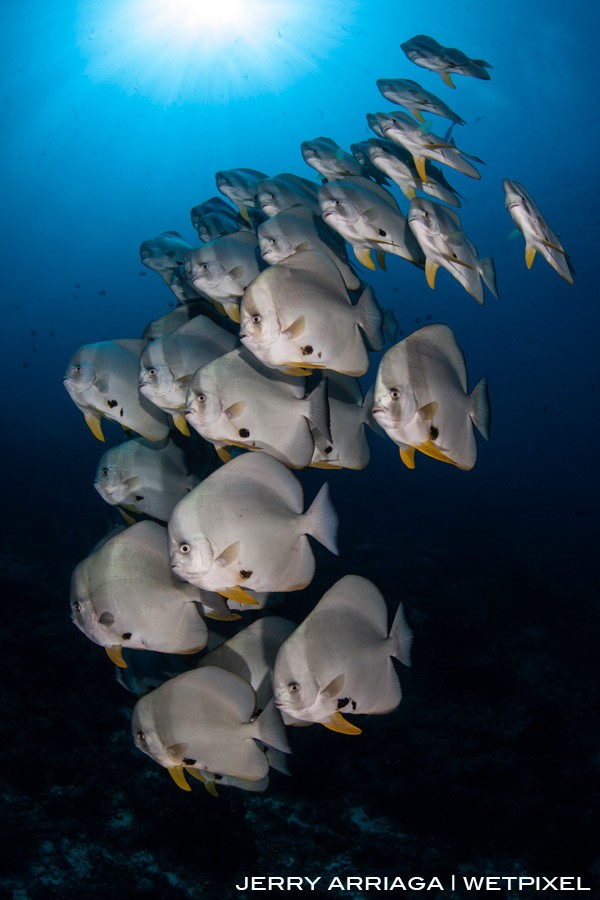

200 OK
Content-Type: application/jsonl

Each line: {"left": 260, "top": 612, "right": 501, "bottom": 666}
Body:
{"left": 64, "top": 33, "right": 574, "bottom": 796}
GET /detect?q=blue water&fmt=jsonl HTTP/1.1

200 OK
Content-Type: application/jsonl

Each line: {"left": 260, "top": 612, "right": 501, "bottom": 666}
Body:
{"left": 2, "top": 0, "right": 598, "bottom": 895}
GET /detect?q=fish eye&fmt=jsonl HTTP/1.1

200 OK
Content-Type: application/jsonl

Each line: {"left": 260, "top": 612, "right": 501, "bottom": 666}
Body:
{"left": 390, "top": 388, "right": 401, "bottom": 400}
{"left": 136, "top": 731, "right": 146, "bottom": 743}
{"left": 148, "top": 367, "right": 157, "bottom": 377}
{"left": 179, "top": 542, "right": 191, "bottom": 554}
{"left": 269, "top": 238, "right": 278, "bottom": 245}
{"left": 101, "top": 467, "right": 109, "bottom": 476}
{"left": 196, "top": 393, "right": 206, "bottom": 403}
{"left": 73, "top": 600, "right": 82, "bottom": 612}
{"left": 74, "top": 365, "right": 82, "bottom": 373}
{"left": 252, "top": 314, "right": 261, "bottom": 324}
{"left": 288, "top": 681, "right": 300, "bottom": 693}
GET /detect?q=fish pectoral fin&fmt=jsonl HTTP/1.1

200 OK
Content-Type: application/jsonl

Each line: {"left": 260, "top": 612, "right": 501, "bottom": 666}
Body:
{"left": 168, "top": 766, "right": 192, "bottom": 792}
{"left": 214, "top": 541, "right": 241, "bottom": 567}
{"left": 440, "top": 71, "right": 456, "bottom": 88}
{"left": 295, "top": 241, "right": 310, "bottom": 252}
{"left": 441, "top": 252, "right": 475, "bottom": 269}
{"left": 418, "top": 401, "right": 439, "bottom": 421}
{"left": 375, "top": 249, "right": 387, "bottom": 271}
{"left": 84, "top": 412, "right": 105, "bottom": 442}
{"left": 215, "top": 446, "right": 232, "bottom": 463}
{"left": 425, "top": 258, "right": 439, "bottom": 289}
{"left": 323, "top": 712, "right": 362, "bottom": 735}
{"left": 105, "top": 644, "right": 127, "bottom": 668}
{"left": 400, "top": 446, "right": 416, "bottom": 469}
{"left": 320, "top": 673, "right": 346, "bottom": 699}
{"left": 282, "top": 315, "right": 306, "bottom": 340}
{"left": 218, "top": 585, "right": 259, "bottom": 605}
{"left": 353, "top": 246, "right": 376, "bottom": 270}
{"left": 525, "top": 244, "right": 536, "bottom": 269}
{"left": 172, "top": 413, "right": 191, "bottom": 436}
{"left": 224, "top": 400, "right": 246, "bottom": 420}
{"left": 362, "top": 207, "right": 380, "bottom": 223}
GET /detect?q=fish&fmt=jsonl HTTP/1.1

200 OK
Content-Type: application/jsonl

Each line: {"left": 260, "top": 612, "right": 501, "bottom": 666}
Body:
{"left": 300, "top": 136, "right": 365, "bottom": 181}
{"left": 184, "top": 231, "right": 263, "bottom": 322}
{"left": 349, "top": 141, "right": 391, "bottom": 186}
{"left": 400, "top": 34, "right": 492, "bottom": 88}
{"left": 257, "top": 205, "right": 360, "bottom": 290}
{"left": 70, "top": 521, "right": 210, "bottom": 668}
{"left": 168, "top": 450, "right": 339, "bottom": 601}
{"left": 139, "top": 231, "right": 195, "bottom": 284}
{"left": 215, "top": 168, "right": 269, "bottom": 222}
{"left": 503, "top": 179, "right": 575, "bottom": 285}
{"left": 94, "top": 436, "right": 200, "bottom": 523}
{"left": 376, "top": 77, "right": 466, "bottom": 125}
{"left": 239, "top": 248, "right": 385, "bottom": 377}
{"left": 309, "top": 373, "right": 373, "bottom": 470}
{"left": 138, "top": 315, "right": 238, "bottom": 433}
{"left": 318, "top": 176, "right": 425, "bottom": 271}
{"left": 132, "top": 665, "right": 290, "bottom": 788}
{"left": 364, "top": 137, "right": 462, "bottom": 207}
{"left": 372, "top": 323, "right": 490, "bottom": 471}
{"left": 407, "top": 197, "right": 498, "bottom": 304}
{"left": 372, "top": 110, "right": 484, "bottom": 183}
{"left": 190, "top": 196, "right": 241, "bottom": 241}
{"left": 257, "top": 173, "right": 321, "bottom": 217}
{"left": 63, "top": 339, "right": 170, "bottom": 442}
{"left": 185, "top": 346, "right": 330, "bottom": 470}
{"left": 272, "top": 574, "right": 413, "bottom": 732}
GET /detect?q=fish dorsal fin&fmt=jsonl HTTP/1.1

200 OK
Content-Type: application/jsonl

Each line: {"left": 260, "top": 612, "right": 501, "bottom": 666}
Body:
{"left": 224, "top": 400, "right": 246, "bottom": 420}
{"left": 323, "top": 712, "right": 362, "bottom": 735}
{"left": 215, "top": 541, "right": 240, "bottom": 567}
{"left": 278, "top": 248, "right": 349, "bottom": 297}
{"left": 339, "top": 175, "right": 401, "bottom": 211}
{"left": 282, "top": 315, "right": 306, "bottom": 340}
{"left": 317, "top": 574, "right": 389, "bottom": 637}
{"left": 320, "top": 673, "right": 346, "bottom": 699}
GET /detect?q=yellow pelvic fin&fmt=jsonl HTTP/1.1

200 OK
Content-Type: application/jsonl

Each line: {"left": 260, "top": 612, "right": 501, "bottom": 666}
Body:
{"left": 280, "top": 363, "right": 321, "bottom": 376}
{"left": 441, "top": 71, "right": 456, "bottom": 89}
{"left": 105, "top": 644, "right": 127, "bottom": 668}
{"left": 215, "top": 446, "right": 232, "bottom": 463}
{"left": 205, "top": 611, "right": 242, "bottom": 622}
{"left": 84, "top": 412, "right": 105, "bottom": 442}
{"left": 323, "top": 712, "right": 362, "bottom": 735}
{"left": 168, "top": 766, "right": 191, "bottom": 792}
{"left": 310, "top": 460, "right": 342, "bottom": 469}
{"left": 400, "top": 446, "right": 416, "bottom": 469}
{"left": 525, "top": 245, "right": 536, "bottom": 269}
{"left": 414, "top": 109, "right": 426, "bottom": 124}
{"left": 172, "top": 413, "right": 191, "bottom": 437}
{"left": 118, "top": 507, "right": 137, "bottom": 526}
{"left": 425, "top": 258, "right": 439, "bottom": 289}
{"left": 218, "top": 585, "right": 259, "bottom": 605}
{"left": 414, "top": 156, "right": 428, "bottom": 183}
{"left": 226, "top": 304, "right": 241, "bottom": 324}
{"left": 184, "top": 766, "right": 205, "bottom": 783}
{"left": 238, "top": 205, "right": 251, "bottom": 224}
{"left": 354, "top": 246, "right": 376, "bottom": 270}
{"left": 416, "top": 438, "right": 458, "bottom": 466}
{"left": 403, "top": 186, "right": 417, "bottom": 200}
{"left": 203, "top": 780, "right": 219, "bottom": 797}
{"left": 212, "top": 301, "right": 228, "bottom": 318}
{"left": 375, "top": 249, "right": 387, "bottom": 271}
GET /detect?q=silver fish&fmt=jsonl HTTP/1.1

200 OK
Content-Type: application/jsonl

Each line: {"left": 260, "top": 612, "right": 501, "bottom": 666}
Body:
{"left": 94, "top": 436, "right": 199, "bottom": 523}
{"left": 400, "top": 35, "right": 492, "bottom": 89}
{"left": 168, "top": 451, "right": 339, "bottom": 604}
{"left": 257, "top": 173, "right": 321, "bottom": 217}
{"left": 139, "top": 315, "right": 238, "bottom": 434}
{"left": 349, "top": 141, "right": 391, "bottom": 187}
{"left": 365, "top": 137, "right": 462, "bottom": 207}
{"left": 407, "top": 197, "right": 498, "bottom": 304}
{"left": 63, "top": 339, "right": 170, "bottom": 443}
{"left": 185, "top": 346, "right": 330, "bottom": 470}
{"left": 273, "top": 574, "right": 413, "bottom": 733}
{"left": 215, "top": 168, "right": 269, "bottom": 222}
{"left": 184, "top": 231, "right": 263, "bottom": 323}
{"left": 503, "top": 179, "right": 575, "bottom": 285}
{"left": 190, "top": 197, "right": 240, "bottom": 241}
{"left": 376, "top": 77, "right": 466, "bottom": 125}
{"left": 239, "top": 249, "right": 385, "bottom": 377}
{"left": 310, "top": 373, "right": 372, "bottom": 471}
{"left": 300, "top": 136, "right": 365, "bottom": 181}
{"left": 139, "top": 231, "right": 196, "bottom": 284}
{"left": 257, "top": 205, "right": 360, "bottom": 290}
{"left": 318, "top": 176, "right": 425, "bottom": 271}
{"left": 132, "top": 666, "right": 290, "bottom": 789}
{"left": 372, "top": 323, "right": 490, "bottom": 471}
{"left": 70, "top": 521, "right": 210, "bottom": 668}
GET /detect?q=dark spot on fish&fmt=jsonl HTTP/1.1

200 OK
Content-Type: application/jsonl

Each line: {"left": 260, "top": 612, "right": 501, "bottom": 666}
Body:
{"left": 378, "top": 228, "right": 387, "bottom": 236}
{"left": 239, "top": 569, "right": 253, "bottom": 580}
{"left": 429, "top": 425, "right": 439, "bottom": 440}
{"left": 318, "top": 352, "right": 322, "bottom": 359}
{"left": 107, "top": 399, "right": 118, "bottom": 409}
{"left": 214, "top": 774, "right": 223, "bottom": 781}
{"left": 301, "top": 345, "right": 313, "bottom": 356}
{"left": 324, "top": 446, "right": 333, "bottom": 454}
{"left": 135, "top": 495, "right": 144, "bottom": 501}
{"left": 98, "top": 612, "right": 115, "bottom": 626}
{"left": 239, "top": 428, "right": 250, "bottom": 438}
{"left": 351, "top": 700, "right": 357, "bottom": 711}
{"left": 30, "top": 329, "right": 37, "bottom": 336}
{"left": 337, "top": 698, "right": 350, "bottom": 710}
{"left": 183, "top": 757, "right": 197, "bottom": 766}
{"left": 121, "top": 632, "right": 132, "bottom": 640}
{"left": 119, "top": 408, "right": 124, "bottom": 417}
{"left": 98, "top": 290, "right": 106, "bottom": 296}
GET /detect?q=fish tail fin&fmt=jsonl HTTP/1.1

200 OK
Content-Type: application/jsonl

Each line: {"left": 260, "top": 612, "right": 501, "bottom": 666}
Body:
{"left": 254, "top": 699, "right": 291, "bottom": 754}
{"left": 479, "top": 256, "right": 499, "bottom": 299}
{"left": 304, "top": 482, "right": 339, "bottom": 555}
{"left": 307, "top": 377, "right": 331, "bottom": 443}
{"left": 389, "top": 602, "right": 413, "bottom": 668}
{"left": 356, "top": 285, "right": 384, "bottom": 351}
{"left": 470, "top": 377, "right": 491, "bottom": 440}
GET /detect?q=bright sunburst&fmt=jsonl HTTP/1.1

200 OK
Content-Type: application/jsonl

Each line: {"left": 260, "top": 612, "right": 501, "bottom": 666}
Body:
{"left": 76, "top": 0, "right": 358, "bottom": 106}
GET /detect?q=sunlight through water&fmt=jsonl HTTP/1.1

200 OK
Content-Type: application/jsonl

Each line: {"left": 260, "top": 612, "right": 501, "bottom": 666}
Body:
{"left": 76, "top": 0, "right": 359, "bottom": 106}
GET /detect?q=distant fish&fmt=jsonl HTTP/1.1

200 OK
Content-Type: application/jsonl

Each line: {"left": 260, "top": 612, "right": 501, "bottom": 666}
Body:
{"left": 257, "top": 173, "right": 321, "bottom": 217}
{"left": 300, "top": 136, "right": 365, "bottom": 182}
{"left": 376, "top": 77, "right": 466, "bottom": 125}
{"left": 215, "top": 168, "right": 268, "bottom": 222}
{"left": 185, "top": 231, "right": 263, "bottom": 322}
{"left": 503, "top": 179, "right": 575, "bottom": 285}
{"left": 309, "top": 373, "right": 373, "bottom": 471}
{"left": 273, "top": 575, "right": 412, "bottom": 732}
{"left": 364, "top": 137, "right": 462, "bottom": 207}
{"left": 400, "top": 35, "right": 492, "bottom": 88}
{"left": 139, "top": 231, "right": 195, "bottom": 284}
